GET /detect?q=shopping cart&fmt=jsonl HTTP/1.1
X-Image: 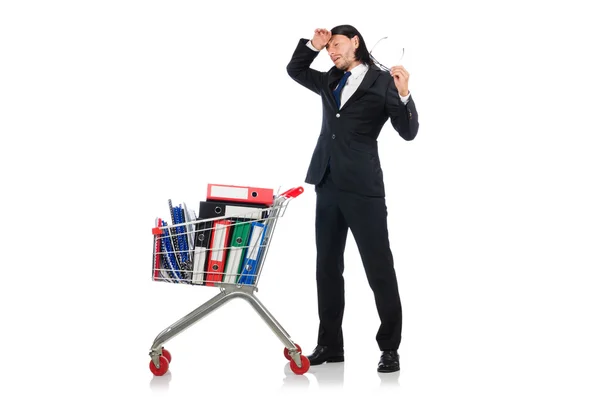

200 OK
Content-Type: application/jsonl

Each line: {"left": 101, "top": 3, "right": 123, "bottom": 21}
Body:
{"left": 148, "top": 186, "right": 310, "bottom": 376}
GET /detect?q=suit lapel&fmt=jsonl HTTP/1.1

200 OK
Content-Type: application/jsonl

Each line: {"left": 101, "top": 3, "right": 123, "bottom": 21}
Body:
{"left": 340, "top": 65, "right": 379, "bottom": 110}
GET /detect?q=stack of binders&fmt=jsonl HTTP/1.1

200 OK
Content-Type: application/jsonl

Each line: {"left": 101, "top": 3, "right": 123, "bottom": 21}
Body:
{"left": 192, "top": 184, "right": 274, "bottom": 287}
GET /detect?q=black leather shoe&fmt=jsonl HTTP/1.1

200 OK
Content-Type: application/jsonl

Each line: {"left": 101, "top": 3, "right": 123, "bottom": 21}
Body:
{"left": 377, "top": 350, "right": 400, "bottom": 373}
{"left": 306, "top": 345, "right": 344, "bottom": 365}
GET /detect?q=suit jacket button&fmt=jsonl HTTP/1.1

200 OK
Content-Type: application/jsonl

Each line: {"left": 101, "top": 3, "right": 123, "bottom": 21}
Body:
{"left": 336, "top": 113, "right": 340, "bottom": 118}
{"left": 332, "top": 134, "right": 336, "bottom": 139}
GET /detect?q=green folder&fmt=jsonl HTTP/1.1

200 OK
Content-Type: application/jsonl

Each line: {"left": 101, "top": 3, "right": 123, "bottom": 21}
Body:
{"left": 222, "top": 221, "right": 251, "bottom": 284}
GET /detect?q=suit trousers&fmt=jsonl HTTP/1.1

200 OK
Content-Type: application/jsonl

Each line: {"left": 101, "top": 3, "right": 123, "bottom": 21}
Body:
{"left": 314, "top": 169, "right": 402, "bottom": 351}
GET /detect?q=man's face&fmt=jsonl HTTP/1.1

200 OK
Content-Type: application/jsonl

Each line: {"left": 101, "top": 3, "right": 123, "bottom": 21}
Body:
{"left": 326, "top": 34, "right": 358, "bottom": 71}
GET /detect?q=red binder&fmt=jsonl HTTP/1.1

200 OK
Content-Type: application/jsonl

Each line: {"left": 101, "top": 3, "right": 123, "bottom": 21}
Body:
{"left": 205, "top": 219, "right": 232, "bottom": 286}
{"left": 207, "top": 183, "right": 274, "bottom": 206}
{"left": 153, "top": 217, "right": 162, "bottom": 281}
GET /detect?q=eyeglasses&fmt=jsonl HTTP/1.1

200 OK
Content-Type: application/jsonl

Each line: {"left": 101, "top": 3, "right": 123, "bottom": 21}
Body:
{"left": 369, "top": 36, "right": 404, "bottom": 73}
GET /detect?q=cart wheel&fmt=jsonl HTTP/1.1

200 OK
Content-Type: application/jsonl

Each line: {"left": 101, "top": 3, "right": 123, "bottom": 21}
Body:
{"left": 283, "top": 343, "right": 302, "bottom": 361}
{"left": 162, "top": 348, "right": 172, "bottom": 363}
{"left": 289, "top": 355, "right": 310, "bottom": 375}
{"left": 149, "top": 356, "right": 169, "bottom": 376}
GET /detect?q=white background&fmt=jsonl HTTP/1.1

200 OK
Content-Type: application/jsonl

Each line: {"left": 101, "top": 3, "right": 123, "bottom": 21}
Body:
{"left": 1, "top": 0, "right": 599, "bottom": 396}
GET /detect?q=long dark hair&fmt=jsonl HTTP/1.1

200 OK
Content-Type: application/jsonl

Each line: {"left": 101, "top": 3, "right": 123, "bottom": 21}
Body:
{"left": 330, "top": 24, "right": 374, "bottom": 66}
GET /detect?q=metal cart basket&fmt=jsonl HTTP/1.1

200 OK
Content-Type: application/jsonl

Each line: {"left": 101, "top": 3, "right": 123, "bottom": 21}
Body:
{"left": 148, "top": 186, "right": 309, "bottom": 376}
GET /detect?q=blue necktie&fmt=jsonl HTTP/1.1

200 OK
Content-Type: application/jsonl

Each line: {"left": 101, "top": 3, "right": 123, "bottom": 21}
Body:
{"left": 333, "top": 71, "right": 351, "bottom": 109}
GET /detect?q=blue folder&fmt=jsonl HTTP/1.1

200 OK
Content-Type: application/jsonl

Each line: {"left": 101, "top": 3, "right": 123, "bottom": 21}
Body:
{"left": 160, "top": 219, "right": 184, "bottom": 283}
{"left": 238, "top": 222, "right": 268, "bottom": 285}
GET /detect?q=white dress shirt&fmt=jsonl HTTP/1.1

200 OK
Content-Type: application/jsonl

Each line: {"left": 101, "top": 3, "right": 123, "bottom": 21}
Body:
{"left": 306, "top": 40, "right": 410, "bottom": 107}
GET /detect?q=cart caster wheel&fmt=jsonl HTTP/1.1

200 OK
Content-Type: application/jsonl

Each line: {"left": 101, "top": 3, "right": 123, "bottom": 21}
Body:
{"left": 290, "top": 355, "right": 310, "bottom": 375}
{"left": 284, "top": 343, "right": 302, "bottom": 361}
{"left": 149, "top": 356, "right": 169, "bottom": 376}
{"left": 162, "top": 348, "right": 171, "bottom": 363}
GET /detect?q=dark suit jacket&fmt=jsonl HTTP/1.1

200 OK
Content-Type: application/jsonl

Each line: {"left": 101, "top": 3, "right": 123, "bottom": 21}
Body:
{"left": 287, "top": 38, "right": 419, "bottom": 197}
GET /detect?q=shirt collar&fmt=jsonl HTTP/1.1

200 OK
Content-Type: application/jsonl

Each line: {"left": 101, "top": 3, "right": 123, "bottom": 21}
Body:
{"left": 347, "top": 63, "right": 368, "bottom": 80}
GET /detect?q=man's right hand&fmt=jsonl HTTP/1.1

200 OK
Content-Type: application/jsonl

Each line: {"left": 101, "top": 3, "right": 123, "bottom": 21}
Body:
{"left": 311, "top": 28, "right": 331, "bottom": 51}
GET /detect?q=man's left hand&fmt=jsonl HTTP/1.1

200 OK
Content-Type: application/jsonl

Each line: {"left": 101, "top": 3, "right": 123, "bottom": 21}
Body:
{"left": 390, "top": 66, "right": 410, "bottom": 97}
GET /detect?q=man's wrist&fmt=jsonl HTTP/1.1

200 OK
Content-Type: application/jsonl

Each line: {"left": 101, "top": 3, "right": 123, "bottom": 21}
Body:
{"left": 306, "top": 40, "right": 322, "bottom": 52}
{"left": 399, "top": 90, "right": 411, "bottom": 104}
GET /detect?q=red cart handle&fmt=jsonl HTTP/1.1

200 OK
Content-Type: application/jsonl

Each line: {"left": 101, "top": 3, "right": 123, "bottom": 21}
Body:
{"left": 280, "top": 186, "right": 304, "bottom": 198}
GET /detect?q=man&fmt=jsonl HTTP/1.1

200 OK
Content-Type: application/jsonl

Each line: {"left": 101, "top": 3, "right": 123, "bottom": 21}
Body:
{"left": 286, "top": 25, "right": 419, "bottom": 373}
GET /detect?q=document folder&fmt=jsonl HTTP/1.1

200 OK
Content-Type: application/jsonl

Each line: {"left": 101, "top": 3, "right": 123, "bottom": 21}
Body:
{"left": 155, "top": 221, "right": 172, "bottom": 282}
{"left": 167, "top": 199, "right": 183, "bottom": 268}
{"left": 205, "top": 219, "right": 232, "bottom": 286}
{"left": 191, "top": 220, "right": 213, "bottom": 285}
{"left": 173, "top": 204, "right": 192, "bottom": 281}
{"left": 207, "top": 183, "right": 274, "bottom": 206}
{"left": 153, "top": 217, "right": 162, "bottom": 281}
{"left": 199, "top": 200, "right": 268, "bottom": 222}
{"left": 238, "top": 222, "right": 268, "bottom": 285}
{"left": 222, "top": 222, "right": 252, "bottom": 284}
{"left": 182, "top": 202, "right": 196, "bottom": 259}
{"left": 159, "top": 220, "right": 184, "bottom": 283}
